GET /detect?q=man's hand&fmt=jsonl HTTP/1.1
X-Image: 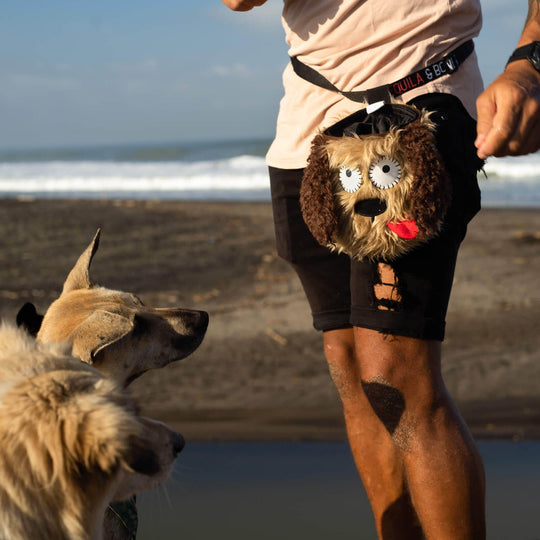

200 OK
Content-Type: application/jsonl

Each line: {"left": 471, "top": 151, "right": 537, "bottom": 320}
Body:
{"left": 475, "top": 61, "right": 540, "bottom": 159}
{"left": 221, "top": 0, "right": 268, "bottom": 11}
{"left": 476, "top": 2, "right": 540, "bottom": 160}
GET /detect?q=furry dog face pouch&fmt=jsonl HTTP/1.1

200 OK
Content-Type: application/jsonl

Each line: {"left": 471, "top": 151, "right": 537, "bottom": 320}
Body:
{"left": 300, "top": 103, "right": 452, "bottom": 261}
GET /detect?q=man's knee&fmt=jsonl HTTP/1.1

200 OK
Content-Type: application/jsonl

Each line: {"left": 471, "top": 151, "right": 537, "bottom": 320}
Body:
{"left": 323, "top": 328, "right": 358, "bottom": 398}
{"left": 354, "top": 329, "right": 444, "bottom": 445}
{"left": 360, "top": 370, "right": 443, "bottom": 451}
{"left": 360, "top": 375, "right": 406, "bottom": 436}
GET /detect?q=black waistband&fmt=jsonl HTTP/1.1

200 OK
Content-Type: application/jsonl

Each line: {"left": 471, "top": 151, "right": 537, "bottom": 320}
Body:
{"left": 290, "top": 40, "right": 474, "bottom": 104}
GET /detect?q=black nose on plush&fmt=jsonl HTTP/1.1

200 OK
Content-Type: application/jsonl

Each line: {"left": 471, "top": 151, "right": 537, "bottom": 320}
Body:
{"left": 354, "top": 198, "right": 387, "bottom": 218}
{"left": 172, "top": 432, "right": 185, "bottom": 457}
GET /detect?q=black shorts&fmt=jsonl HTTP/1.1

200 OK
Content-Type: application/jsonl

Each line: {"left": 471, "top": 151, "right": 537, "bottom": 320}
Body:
{"left": 269, "top": 93, "right": 482, "bottom": 341}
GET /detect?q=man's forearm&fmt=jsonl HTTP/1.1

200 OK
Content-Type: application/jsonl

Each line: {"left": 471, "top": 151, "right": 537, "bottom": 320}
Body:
{"left": 221, "top": 0, "right": 267, "bottom": 12}
{"left": 526, "top": 0, "right": 539, "bottom": 25}
{"left": 518, "top": 0, "right": 540, "bottom": 45}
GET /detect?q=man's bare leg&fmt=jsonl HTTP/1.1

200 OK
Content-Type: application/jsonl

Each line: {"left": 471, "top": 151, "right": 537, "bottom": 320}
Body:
{"left": 323, "top": 327, "right": 486, "bottom": 539}
{"left": 324, "top": 328, "right": 423, "bottom": 539}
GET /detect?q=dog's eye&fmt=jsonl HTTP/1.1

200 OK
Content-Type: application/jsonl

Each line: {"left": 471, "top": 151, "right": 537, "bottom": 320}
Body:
{"left": 369, "top": 157, "right": 402, "bottom": 189}
{"left": 339, "top": 167, "right": 362, "bottom": 193}
{"left": 132, "top": 314, "right": 149, "bottom": 337}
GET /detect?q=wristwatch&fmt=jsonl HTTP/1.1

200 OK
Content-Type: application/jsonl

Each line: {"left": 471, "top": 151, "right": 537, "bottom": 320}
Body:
{"left": 507, "top": 42, "right": 540, "bottom": 72}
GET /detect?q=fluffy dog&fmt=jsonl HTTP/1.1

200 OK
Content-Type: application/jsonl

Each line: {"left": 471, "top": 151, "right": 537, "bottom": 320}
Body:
{"left": 300, "top": 103, "right": 451, "bottom": 261}
{"left": 0, "top": 323, "right": 184, "bottom": 540}
{"left": 18, "top": 229, "right": 208, "bottom": 387}
{"left": 14, "top": 229, "right": 209, "bottom": 538}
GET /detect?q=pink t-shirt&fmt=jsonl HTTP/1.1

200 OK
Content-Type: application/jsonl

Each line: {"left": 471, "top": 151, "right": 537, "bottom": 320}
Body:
{"left": 266, "top": 0, "right": 484, "bottom": 169}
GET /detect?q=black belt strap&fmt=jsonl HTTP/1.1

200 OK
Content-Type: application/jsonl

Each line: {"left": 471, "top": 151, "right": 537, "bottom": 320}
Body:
{"left": 291, "top": 40, "right": 474, "bottom": 103}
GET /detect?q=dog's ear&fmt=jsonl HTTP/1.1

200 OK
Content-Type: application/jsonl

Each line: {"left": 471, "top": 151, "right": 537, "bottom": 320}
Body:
{"left": 62, "top": 229, "right": 101, "bottom": 295}
{"left": 70, "top": 310, "right": 134, "bottom": 364}
{"left": 300, "top": 134, "right": 339, "bottom": 246}
{"left": 16, "top": 302, "right": 43, "bottom": 337}
{"left": 62, "top": 386, "right": 143, "bottom": 475}
{"left": 66, "top": 399, "right": 162, "bottom": 490}
{"left": 399, "top": 122, "right": 452, "bottom": 235}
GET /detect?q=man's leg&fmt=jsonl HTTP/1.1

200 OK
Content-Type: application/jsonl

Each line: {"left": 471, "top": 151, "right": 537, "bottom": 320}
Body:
{"left": 324, "top": 328, "right": 423, "bottom": 539}
{"left": 355, "top": 328, "right": 485, "bottom": 540}
{"left": 325, "top": 326, "right": 486, "bottom": 539}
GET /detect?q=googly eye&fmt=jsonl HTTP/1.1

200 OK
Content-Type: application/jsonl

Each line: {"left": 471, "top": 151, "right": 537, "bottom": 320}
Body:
{"left": 369, "top": 157, "right": 402, "bottom": 189}
{"left": 339, "top": 167, "right": 362, "bottom": 193}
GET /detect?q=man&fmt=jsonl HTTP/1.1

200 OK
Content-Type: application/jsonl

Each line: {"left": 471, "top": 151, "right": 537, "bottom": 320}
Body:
{"left": 221, "top": 1, "right": 540, "bottom": 538}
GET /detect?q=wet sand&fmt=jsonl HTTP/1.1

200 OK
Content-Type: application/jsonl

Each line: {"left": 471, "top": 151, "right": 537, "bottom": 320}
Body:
{"left": 1, "top": 198, "right": 539, "bottom": 440}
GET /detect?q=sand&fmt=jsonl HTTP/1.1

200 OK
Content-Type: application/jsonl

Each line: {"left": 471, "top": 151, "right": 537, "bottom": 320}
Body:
{"left": 0, "top": 198, "right": 539, "bottom": 440}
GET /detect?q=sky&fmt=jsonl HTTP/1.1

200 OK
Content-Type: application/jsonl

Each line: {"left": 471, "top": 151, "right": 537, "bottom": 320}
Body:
{"left": 0, "top": 0, "right": 527, "bottom": 150}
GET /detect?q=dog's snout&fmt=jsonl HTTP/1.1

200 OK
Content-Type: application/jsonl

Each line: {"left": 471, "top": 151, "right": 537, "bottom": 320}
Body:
{"left": 354, "top": 198, "right": 387, "bottom": 218}
{"left": 184, "top": 310, "right": 209, "bottom": 334}
{"left": 160, "top": 308, "right": 209, "bottom": 336}
{"left": 170, "top": 310, "right": 209, "bottom": 355}
{"left": 172, "top": 432, "right": 185, "bottom": 457}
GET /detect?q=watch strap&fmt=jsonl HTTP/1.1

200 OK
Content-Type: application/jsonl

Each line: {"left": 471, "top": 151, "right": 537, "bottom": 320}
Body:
{"left": 507, "top": 42, "right": 540, "bottom": 72}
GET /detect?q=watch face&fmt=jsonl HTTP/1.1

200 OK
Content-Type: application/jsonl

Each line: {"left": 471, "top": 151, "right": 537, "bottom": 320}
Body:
{"left": 508, "top": 42, "right": 540, "bottom": 73}
{"left": 529, "top": 42, "right": 540, "bottom": 71}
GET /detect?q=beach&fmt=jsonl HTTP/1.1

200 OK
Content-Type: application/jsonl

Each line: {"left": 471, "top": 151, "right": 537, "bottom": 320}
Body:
{"left": 1, "top": 198, "right": 539, "bottom": 441}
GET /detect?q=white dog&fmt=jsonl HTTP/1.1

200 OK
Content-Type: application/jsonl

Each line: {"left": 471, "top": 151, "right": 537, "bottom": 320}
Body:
{"left": 0, "top": 323, "right": 184, "bottom": 540}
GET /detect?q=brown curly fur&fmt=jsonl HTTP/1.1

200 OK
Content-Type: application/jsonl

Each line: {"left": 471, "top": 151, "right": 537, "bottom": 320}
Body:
{"left": 300, "top": 105, "right": 452, "bottom": 261}
{"left": 300, "top": 134, "right": 338, "bottom": 246}
{"left": 399, "top": 121, "right": 452, "bottom": 235}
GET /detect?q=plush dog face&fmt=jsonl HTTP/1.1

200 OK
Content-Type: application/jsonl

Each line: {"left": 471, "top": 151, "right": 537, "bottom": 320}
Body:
{"left": 23, "top": 230, "right": 209, "bottom": 387}
{"left": 300, "top": 104, "right": 452, "bottom": 261}
{"left": 0, "top": 324, "right": 183, "bottom": 540}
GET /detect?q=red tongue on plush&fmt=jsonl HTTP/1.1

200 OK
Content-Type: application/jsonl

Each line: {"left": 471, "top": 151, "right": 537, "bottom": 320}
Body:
{"left": 387, "top": 219, "right": 418, "bottom": 239}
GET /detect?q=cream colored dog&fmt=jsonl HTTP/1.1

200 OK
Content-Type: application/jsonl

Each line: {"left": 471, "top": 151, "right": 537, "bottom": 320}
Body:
{"left": 0, "top": 323, "right": 184, "bottom": 540}
{"left": 12, "top": 229, "right": 209, "bottom": 538}
{"left": 17, "top": 229, "right": 208, "bottom": 387}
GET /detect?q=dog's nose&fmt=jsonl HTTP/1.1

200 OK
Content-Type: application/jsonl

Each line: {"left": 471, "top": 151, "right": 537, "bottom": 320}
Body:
{"left": 354, "top": 198, "right": 387, "bottom": 217}
{"left": 172, "top": 432, "right": 185, "bottom": 457}
{"left": 184, "top": 310, "right": 209, "bottom": 334}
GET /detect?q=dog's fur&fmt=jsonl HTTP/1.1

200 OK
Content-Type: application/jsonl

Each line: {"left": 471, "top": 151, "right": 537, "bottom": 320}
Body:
{"left": 0, "top": 323, "right": 184, "bottom": 540}
{"left": 300, "top": 106, "right": 452, "bottom": 261}
{"left": 11, "top": 229, "right": 209, "bottom": 538}
{"left": 18, "top": 229, "right": 208, "bottom": 387}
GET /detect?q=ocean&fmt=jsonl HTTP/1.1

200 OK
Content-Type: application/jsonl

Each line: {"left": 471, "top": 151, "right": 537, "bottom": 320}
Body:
{"left": 1, "top": 139, "right": 540, "bottom": 206}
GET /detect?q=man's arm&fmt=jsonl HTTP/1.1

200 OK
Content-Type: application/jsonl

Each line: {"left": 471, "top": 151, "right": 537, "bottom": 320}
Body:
{"left": 475, "top": 0, "right": 540, "bottom": 158}
{"left": 221, "top": 0, "right": 268, "bottom": 12}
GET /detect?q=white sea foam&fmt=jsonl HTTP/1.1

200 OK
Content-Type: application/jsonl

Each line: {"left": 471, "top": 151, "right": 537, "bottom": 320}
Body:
{"left": 483, "top": 154, "right": 540, "bottom": 179}
{"left": 0, "top": 153, "right": 538, "bottom": 206}
{"left": 0, "top": 155, "right": 269, "bottom": 197}
{"left": 479, "top": 155, "right": 540, "bottom": 207}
